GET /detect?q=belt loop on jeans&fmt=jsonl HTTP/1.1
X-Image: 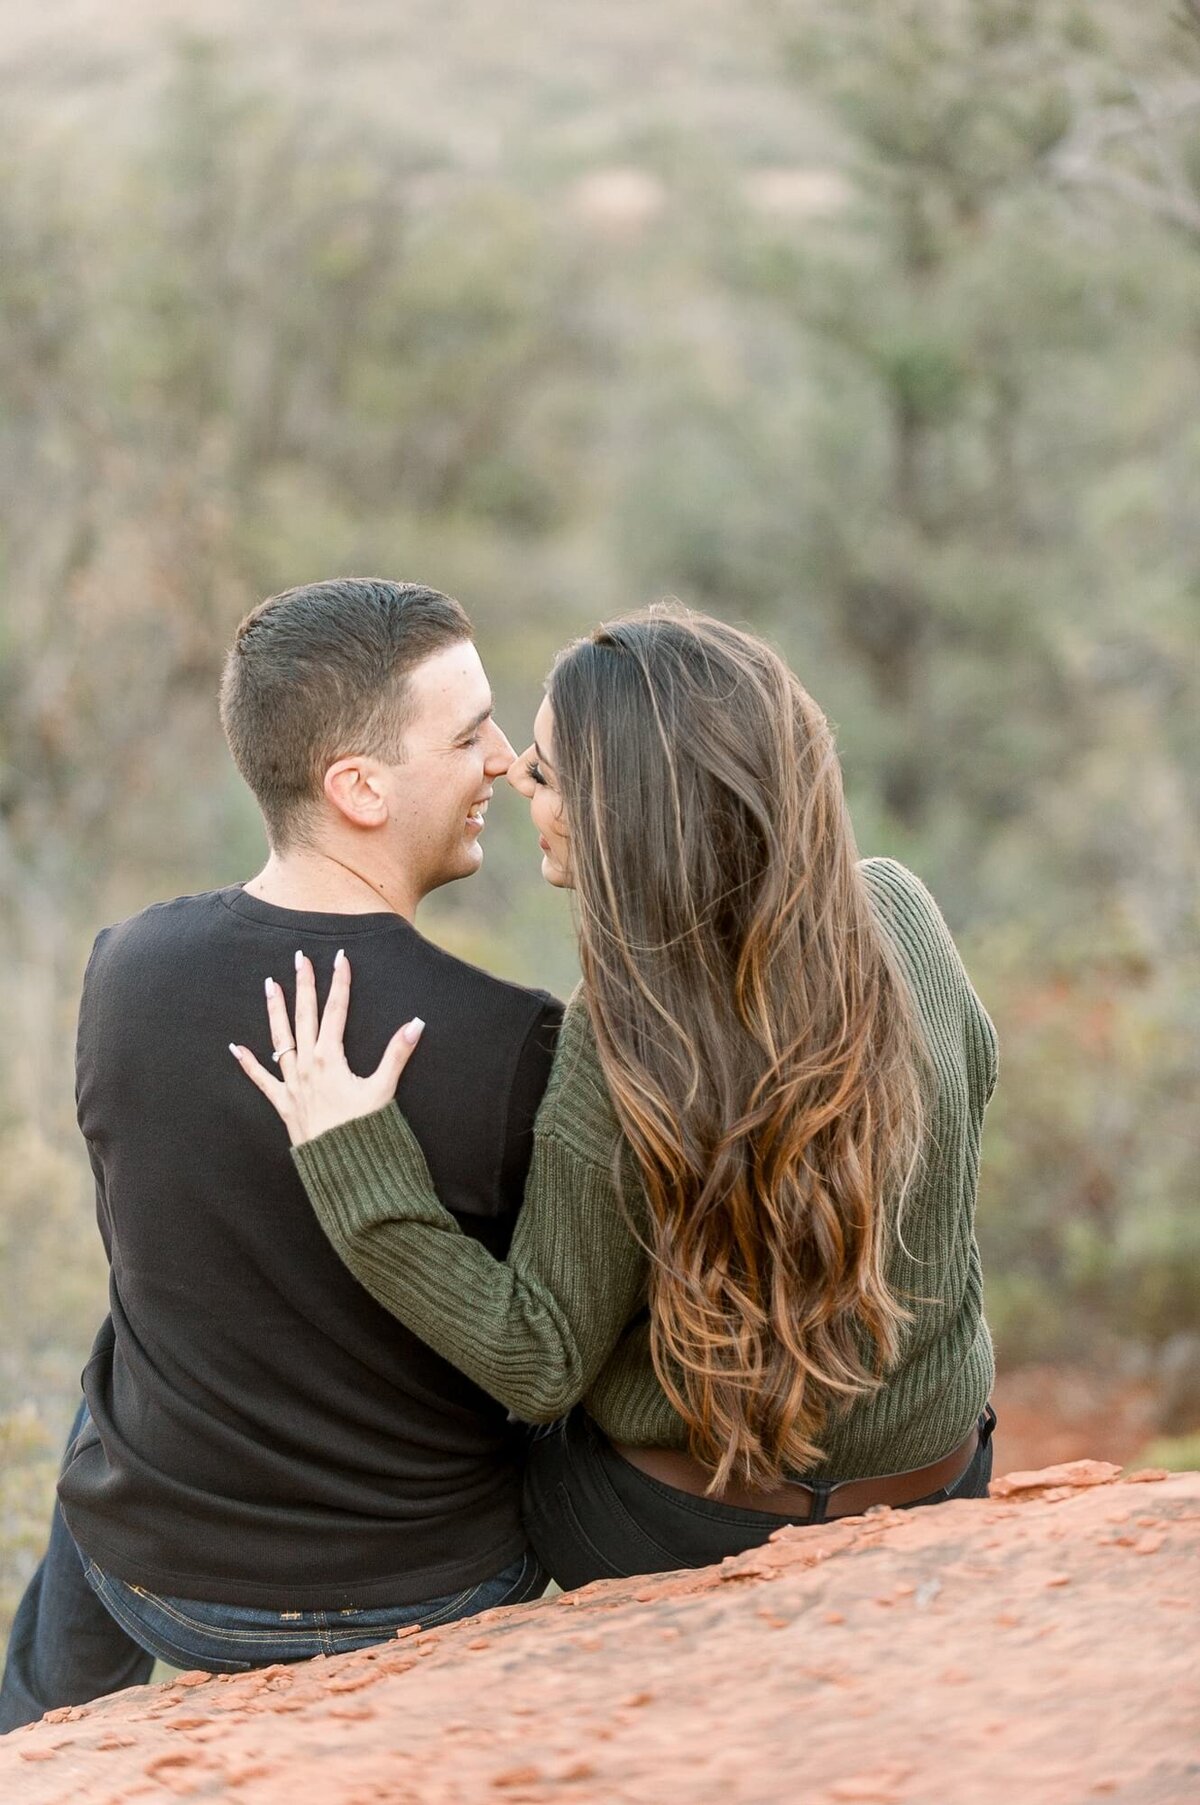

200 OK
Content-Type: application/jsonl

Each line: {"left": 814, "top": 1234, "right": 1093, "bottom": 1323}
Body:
{"left": 979, "top": 1403, "right": 997, "bottom": 1446}
{"left": 806, "top": 1481, "right": 831, "bottom": 1526}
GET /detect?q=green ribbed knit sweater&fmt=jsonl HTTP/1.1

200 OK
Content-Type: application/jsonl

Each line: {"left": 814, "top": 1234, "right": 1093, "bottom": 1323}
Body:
{"left": 294, "top": 859, "right": 997, "bottom": 1482}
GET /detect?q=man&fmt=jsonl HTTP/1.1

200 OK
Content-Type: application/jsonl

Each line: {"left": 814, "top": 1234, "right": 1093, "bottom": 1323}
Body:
{"left": 0, "top": 579, "right": 562, "bottom": 1729}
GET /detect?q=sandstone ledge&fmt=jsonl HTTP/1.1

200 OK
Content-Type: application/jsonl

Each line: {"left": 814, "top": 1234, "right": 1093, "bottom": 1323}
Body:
{"left": 2, "top": 1465, "right": 1197, "bottom": 1805}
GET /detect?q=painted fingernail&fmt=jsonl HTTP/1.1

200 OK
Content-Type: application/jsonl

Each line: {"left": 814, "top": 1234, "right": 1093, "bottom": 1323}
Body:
{"left": 229, "top": 1043, "right": 242, "bottom": 1059}
{"left": 334, "top": 948, "right": 345, "bottom": 969}
{"left": 265, "top": 977, "right": 276, "bottom": 997}
{"left": 295, "top": 949, "right": 304, "bottom": 970}
{"left": 402, "top": 1017, "right": 425, "bottom": 1046}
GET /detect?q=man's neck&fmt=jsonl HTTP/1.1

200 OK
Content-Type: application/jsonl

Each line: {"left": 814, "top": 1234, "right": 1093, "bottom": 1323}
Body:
{"left": 244, "top": 847, "right": 420, "bottom": 921}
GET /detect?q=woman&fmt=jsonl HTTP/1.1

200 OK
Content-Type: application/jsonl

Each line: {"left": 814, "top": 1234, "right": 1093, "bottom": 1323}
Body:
{"left": 232, "top": 606, "right": 997, "bottom": 1586}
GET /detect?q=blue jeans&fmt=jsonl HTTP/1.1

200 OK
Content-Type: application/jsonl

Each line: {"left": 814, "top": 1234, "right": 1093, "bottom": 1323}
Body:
{"left": 0, "top": 1476, "right": 154, "bottom": 1734}
{"left": 80, "top": 1547, "right": 544, "bottom": 1675}
{"left": 0, "top": 1400, "right": 544, "bottom": 1731}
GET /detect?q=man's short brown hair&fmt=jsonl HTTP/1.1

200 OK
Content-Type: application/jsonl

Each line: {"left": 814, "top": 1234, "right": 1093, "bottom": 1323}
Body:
{"left": 220, "top": 578, "right": 473, "bottom": 849}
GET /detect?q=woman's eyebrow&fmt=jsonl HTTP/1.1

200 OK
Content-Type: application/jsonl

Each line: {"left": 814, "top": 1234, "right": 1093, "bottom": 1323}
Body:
{"left": 533, "top": 739, "right": 555, "bottom": 770}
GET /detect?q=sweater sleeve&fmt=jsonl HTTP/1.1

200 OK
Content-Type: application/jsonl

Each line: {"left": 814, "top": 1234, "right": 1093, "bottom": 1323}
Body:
{"left": 290, "top": 1011, "right": 647, "bottom": 1422}
{"left": 861, "top": 856, "right": 999, "bottom": 1114}
{"left": 966, "top": 985, "right": 1000, "bottom": 1105}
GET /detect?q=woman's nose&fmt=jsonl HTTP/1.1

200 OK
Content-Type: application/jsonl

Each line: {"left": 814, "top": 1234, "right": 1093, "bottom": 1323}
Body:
{"left": 505, "top": 746, "right": 535, "bottom": 793}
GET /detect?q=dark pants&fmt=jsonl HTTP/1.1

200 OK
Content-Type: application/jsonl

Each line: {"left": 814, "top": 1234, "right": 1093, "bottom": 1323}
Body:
{"left": 523, "top": 1406, "right": 996, "bottom": 1591}
{"left": 1, "top": 1400, "right": 544, "bottom": 1733}
{"left": 0, "top": 1404, "right": 154, "bottom": 1735}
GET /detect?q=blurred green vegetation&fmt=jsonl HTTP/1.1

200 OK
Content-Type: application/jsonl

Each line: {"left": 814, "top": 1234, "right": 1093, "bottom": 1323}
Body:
{"left": 1133, "top": 1432, "right": 1200, "bottom": 1473}
{"left": 2, "top": 1, "right": 1198, "bottom": 1650}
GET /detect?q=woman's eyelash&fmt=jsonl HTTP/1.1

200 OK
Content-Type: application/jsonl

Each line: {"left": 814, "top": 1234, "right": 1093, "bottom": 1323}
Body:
{"left": 527, "top": 759, "right": 548, "bottom": 786}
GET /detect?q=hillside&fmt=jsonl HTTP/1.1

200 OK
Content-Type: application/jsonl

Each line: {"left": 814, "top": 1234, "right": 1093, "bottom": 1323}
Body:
{"left": 1, "top": 0, "right": 1197, "bottom": 1688}
{"left": 0, "top": 0, "right": 819, "bottom": 162}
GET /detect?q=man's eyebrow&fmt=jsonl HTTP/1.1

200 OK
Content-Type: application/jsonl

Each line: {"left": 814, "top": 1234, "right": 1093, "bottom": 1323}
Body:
{"left": 454, "top": 699, "right": 495, "bottom": 740}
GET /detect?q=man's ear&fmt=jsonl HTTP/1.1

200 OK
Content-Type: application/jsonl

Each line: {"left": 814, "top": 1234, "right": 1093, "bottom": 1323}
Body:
{"left": 324, "top": 756, "right": 389, "bottom": 829}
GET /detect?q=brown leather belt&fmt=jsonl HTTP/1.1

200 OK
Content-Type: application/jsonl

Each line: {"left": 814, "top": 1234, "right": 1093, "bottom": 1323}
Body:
{"left": 611, "top": 1422, "right": 981, "bottom": 1521}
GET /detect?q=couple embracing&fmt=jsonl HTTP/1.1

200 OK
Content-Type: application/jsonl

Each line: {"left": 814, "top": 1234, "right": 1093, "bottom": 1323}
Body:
{"left": 1, "top": 578, "right": 997, "bottom": 1730}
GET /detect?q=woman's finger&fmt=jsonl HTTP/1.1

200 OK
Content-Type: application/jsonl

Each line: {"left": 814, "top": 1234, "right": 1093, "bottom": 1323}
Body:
{"left": 264, "top": 976, "right": 296, "bottom": 1061}
{"left": 230, "top": 1043, "right": 291, "bottom": 1119}
{"left": 373, "top": 1017, "right": 425, "bottom": 1099}
{"left": 293, "top": 950, "right": 319, "bottom": 1053}
{"left": 317, "top": 949, "right": 351, "bottom": 1056}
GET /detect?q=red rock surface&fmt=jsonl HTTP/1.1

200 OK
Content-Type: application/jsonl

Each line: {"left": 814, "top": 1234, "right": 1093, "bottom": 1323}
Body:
{"left": 2, "top": 1466, "right": 1197, "bottom": 1805}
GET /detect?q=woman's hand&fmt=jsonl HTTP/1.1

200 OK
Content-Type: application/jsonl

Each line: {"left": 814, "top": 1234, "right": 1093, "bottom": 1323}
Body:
{"left": 229, "top": 949, "right": 425, "bottom": 1147}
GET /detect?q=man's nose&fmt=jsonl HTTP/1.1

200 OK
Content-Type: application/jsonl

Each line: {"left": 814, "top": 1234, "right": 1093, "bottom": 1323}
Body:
{"left": 485, "top": 722, "right": 517, "bottom": 772}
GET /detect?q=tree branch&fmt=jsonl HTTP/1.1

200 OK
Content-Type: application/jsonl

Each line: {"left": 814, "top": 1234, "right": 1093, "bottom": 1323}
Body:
{"left": 1049, "top": 78, "right": 1200, "bottom": 241}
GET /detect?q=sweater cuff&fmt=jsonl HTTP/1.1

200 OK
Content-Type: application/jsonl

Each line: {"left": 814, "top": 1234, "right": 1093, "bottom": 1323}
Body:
{"left": 291, "top": 1102, "right": 438, "bottom": 1241}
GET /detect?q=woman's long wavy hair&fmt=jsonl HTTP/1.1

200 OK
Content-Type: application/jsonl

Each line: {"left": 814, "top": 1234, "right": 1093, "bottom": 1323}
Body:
{"left": 548, "top": 606, "right": 929, "bottom": 1491}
